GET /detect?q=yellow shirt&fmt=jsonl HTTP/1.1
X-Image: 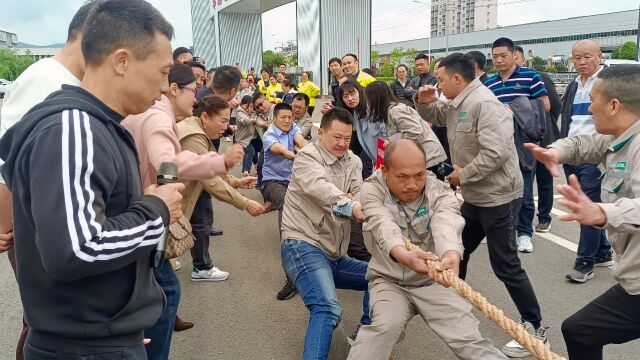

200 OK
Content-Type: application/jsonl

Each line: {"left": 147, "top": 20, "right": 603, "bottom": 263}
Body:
{"left": 258, "top": 79, "right": 270, "bottom": 96}
{"left": 297, "top": 80, "right": 321, "bottom": 107}
{"left": 355, "top": 70, "right": 376, "bottom": 88}
{"left": 266, "top": 83, "right": 283, "bottom": 103}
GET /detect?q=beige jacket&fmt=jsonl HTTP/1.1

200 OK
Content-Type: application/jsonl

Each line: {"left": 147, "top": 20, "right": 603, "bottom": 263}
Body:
{"left": 294, "top": 112, "right": 313, "bottom": 140}
{"left": 361, "top": 170, "right": 464, "bottom": 286}
{"left": 281, "top": 139, "right": 363, "bottom": 259}
{"left": 550, "top": 120, "right": 640, "bottom": 295}
{"left": 235, "top": 107, "right": 256, "bottom": 147}
{"left": 177, "top": 117, "right": 248, "bottom": 219}
{"left": 387, "top": 103, "right": 447, "bottom": 169}
{"left": 415, "top": 78, "right": 523, "bottom": 207}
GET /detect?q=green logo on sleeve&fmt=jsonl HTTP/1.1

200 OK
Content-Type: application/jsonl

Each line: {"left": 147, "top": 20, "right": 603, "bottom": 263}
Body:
{"left": 615, "top": 161, "right": 627, "bottom": 171}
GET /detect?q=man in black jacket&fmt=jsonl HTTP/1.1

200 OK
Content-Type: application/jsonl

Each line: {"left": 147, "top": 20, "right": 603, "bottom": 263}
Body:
{"left": 464, "top": 50, "right": 489, "bottom": 84}
{"left": 514, "top": 46, "right": 562, "bottom": 236}
{"left": 0, "top": 0, "right": 184, "bottom": 358}
{"left": 404, "top": 53, "right": 437, "bottom": 102}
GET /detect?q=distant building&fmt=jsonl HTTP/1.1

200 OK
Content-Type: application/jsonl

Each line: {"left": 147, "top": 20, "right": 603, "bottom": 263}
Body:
{"left": 16, "top": 47, "right": 61, "bottom": 61}
{"left": 430, "top": 0, "right": 498, "bottom": 37}
{"left": 376, "top": 9, "right": 639, "bottom": 65}
{"left": 0, "top": 28, "right": 18, "bottom": 49}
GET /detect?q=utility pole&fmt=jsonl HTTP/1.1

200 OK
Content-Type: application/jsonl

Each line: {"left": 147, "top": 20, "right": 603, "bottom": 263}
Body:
{"left": 445, "top": 0, "right": 449, "bottom": 55}
{"left": 636, "top": 3, "right": 639, "bottom": 62}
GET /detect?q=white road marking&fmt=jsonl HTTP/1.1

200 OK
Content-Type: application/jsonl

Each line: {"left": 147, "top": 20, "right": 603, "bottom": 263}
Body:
{"left": 456, "top": 192, "right": 577, "bottom": 252}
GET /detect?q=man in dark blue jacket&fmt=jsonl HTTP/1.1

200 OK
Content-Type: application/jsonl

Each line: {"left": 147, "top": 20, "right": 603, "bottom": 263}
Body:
{"left": 0, "top": 0, "right": 184, "bottom": 358}
{"left": 557, "top": 40, "right": 613, "bottom": 283}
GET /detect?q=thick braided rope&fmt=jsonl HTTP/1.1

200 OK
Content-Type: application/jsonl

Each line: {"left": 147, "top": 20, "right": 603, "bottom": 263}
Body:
{"left": 404, "top": 240, "right": 566, "bottom": 360}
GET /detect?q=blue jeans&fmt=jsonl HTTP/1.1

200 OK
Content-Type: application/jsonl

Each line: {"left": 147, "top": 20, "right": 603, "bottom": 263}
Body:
{"left": 242, "top": 144, "right": 255, "bottom": 173}
{"left": 535, "top": 160, "right": 554, "bottom": 223}
{"left": 281, "top": 240, "right": 370, "bottom": 360}
{"left": 564, "top": 164, "right": 611, "bottom": 265}
{"left": 517, "top": 165, "right": 536, "bottom": 237}
{"left": 145, "top": 259, "right": 180, "bottom": 360}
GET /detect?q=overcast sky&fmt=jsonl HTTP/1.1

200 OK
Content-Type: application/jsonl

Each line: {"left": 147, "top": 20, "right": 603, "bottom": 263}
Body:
{"left": 1, "top": 0, "right": 637, "bottom": 49}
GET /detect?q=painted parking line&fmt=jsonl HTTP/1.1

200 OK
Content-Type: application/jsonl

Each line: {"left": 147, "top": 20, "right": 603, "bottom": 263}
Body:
{"left": 456, "top": 192, "right": 577, "bottom": 252}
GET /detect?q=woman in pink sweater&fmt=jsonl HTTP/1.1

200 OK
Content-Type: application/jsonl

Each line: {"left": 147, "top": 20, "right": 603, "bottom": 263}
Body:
{"left": 121, "top": 63, "right": 244, "bottom": 360}
{"left": 122, "top": 64, "right": 243, "bottom": 188}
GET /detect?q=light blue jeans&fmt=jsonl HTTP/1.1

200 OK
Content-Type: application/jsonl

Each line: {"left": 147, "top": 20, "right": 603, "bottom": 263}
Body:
{"left": 281, "top": 239, "right": 370, "bottom": 360}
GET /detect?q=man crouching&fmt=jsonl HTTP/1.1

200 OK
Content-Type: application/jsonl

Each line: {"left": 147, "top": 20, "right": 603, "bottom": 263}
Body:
{"left": 280, "top": 107, "right": 370, "bottom": 360}
{"left": 348, "top": 139, "right": 506, "bottom": 360}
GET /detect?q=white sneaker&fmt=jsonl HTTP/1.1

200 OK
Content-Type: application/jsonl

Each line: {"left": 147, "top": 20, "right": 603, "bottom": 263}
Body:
{"left": 174, "top": 261, "right": 182, "bottom": 271}
{"left": 501, "top": 321, "right": 549, "bottom": 358}
{"left": 191, "top": 266, "right": 229, "bottom": 282}
{"left": 517, "top": 234, "right": 533, "bottom": 253}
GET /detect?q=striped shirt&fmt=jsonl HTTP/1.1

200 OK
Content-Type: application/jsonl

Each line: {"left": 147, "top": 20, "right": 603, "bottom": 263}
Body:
{"left": 568, "top": 65, "right": 604, "bottom": 137}
{"left": 484, "top": 65, "right": 548, "bottom": 104}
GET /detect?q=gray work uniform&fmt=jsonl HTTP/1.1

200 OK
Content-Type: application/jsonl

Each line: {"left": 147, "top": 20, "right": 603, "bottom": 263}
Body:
{"left": 347, "top": 170, "right": 507, "bottom": 360}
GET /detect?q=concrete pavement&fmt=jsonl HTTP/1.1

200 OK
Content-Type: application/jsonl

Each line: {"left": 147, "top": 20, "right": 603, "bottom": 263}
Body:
{"left": 1, "top": 157, "right": 640, "bottom": 359}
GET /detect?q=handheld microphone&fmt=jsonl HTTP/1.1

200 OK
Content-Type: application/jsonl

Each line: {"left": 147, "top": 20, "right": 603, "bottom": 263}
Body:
{"left": 150, "top": 162, "right": 179, "bottom": 268}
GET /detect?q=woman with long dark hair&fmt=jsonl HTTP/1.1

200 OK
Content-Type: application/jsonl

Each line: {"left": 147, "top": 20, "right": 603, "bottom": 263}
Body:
{"left": 335, "top": 78, "right": 371, "bottom": 176}
{"left": 363, "top": 81, "right": 447, "bottom": 175}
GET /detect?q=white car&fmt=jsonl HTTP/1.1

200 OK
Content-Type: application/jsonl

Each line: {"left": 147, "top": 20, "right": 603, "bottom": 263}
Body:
{"left": 0, "top": 79, "right": 12, "bottom": 97}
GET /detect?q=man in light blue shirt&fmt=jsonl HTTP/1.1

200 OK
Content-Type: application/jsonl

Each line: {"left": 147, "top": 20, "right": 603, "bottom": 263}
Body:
{"left": 261, "top": 102, "right": 308, "bottom": 301}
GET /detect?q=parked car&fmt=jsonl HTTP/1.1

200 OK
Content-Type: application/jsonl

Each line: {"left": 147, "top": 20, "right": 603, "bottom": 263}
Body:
{"left": 0, "top": 79, "right": 12, "bottom": 97}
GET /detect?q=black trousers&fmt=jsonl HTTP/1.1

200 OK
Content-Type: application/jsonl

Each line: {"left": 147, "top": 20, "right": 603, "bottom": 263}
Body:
{"left": 562, "top": 284, "right": 640, "bottom": 360}
{"left": 459, "top": 198, "right": 543, "bottom": 327}
{"left": 24, "top": 331, "right": 146, "bottom": 360}
{"left": 190, "top": 191, "right": 215, "bottom": 271}
{"left": 348, "top": 220, "right": 371, "bottom": 262}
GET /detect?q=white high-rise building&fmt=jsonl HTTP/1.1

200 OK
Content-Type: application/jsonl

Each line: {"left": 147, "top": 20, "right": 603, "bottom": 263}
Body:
{"left": 430, "top": 0, "right": 498, "bottom": 37}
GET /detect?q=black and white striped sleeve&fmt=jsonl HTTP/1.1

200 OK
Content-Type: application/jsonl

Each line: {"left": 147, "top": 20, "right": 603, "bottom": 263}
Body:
{"left": 29, "top": 109, "right": 169, "bottom": 281}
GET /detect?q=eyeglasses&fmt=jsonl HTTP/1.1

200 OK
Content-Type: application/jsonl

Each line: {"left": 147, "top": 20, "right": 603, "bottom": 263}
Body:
{"left": 254, "top": 101, "right": 265, "bottom": 109}
{"left": 180, "top": 85, "right": 197, "bottom": 95}
{"left": 292, "top": 105, "right": 307, "bottom": 111}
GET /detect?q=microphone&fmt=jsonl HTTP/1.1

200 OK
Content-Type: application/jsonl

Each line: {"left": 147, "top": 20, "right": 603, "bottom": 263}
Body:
{"left": 150, "top": 162, "right": 179, "bottom": 268}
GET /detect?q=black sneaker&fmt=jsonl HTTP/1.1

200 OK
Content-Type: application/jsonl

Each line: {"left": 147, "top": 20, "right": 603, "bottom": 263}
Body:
{"left": 595, "top": 250, "right": 615, "bottom": 267}
{"left": 276, "top": 278, "right": 298, "bottom": 301}
{"left": 565, "top": 262, "right": 594, "bottom": 283}
{"left": 209, "top": 226, "right": 223, "bottom": 236}
{"left": 534, "top": 220, "right": 551, "bottom": 233}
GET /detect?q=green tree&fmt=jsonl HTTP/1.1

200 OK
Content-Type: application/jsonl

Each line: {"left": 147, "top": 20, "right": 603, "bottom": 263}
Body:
{"left": 556, "top": 63, "right": 568, "bottom": 72}
{"left": 380, "top": 63, "right": 395, "bottom": 78}
{"left": 389, "top": 47, "right": 405, "bottom": 68}
{"left": 0, "top": 48, "right": 35, "bottom": 81}
{"left": 262, "top": 50, "right": 286, "bottom": 74}
{"left": 617, "top": 41, "right": 638, "bottom": 60}
{"left": 531, "top": 56, "right": 546, "bottom": 72}
{"left": 544, "top": 65, "right": 558, "bottom": 73}
{"left": 288, "top": 51, "right": 298, "bottom": 67}
{"left": 403, "top": 48, "right": 418, "bottom": 63}
{"left": 371, "top": 50, "right": 380, "bottom": 67}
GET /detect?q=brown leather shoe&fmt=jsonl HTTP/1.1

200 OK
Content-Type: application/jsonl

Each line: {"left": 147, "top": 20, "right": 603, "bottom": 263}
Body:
{"left": 173, "top": 315, "right": 194, "bottom": 332}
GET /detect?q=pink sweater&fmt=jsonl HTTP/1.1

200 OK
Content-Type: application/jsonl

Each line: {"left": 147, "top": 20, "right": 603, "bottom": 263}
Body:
{"left": 121, "top": 95, "right": 227, "bottom": 187}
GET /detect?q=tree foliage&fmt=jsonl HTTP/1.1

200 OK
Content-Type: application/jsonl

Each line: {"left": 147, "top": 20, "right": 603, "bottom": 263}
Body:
{"left": 0, "top": 49, "right": 35, "bottom": 81}
{"left": 371, "top": 50, "right": 380, "bottom": 66}
{"left": 617, "top": 41, "right": 638, "bottom": 60}
{"left": 262, "top": 50, "right": 286, "bottom": 73}
{"left": 531, "top": 56, "right": 546, "bottom": 72}
{"left": 375, "top": 47, "right": 425, "bottom": 79}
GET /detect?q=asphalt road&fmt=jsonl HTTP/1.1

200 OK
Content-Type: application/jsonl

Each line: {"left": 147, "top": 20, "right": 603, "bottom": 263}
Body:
{"left": 1, "top": 104, "right": 639, "bottom": 359}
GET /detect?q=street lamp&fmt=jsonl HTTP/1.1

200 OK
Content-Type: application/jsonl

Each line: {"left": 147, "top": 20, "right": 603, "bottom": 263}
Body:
{"left": 413, "top": 0, "right": 431, "bottom": 60}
